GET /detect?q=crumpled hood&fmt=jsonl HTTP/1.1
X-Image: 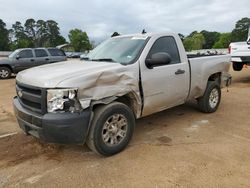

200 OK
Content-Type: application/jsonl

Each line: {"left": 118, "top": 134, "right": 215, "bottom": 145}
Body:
{"left": 17, "top": 59, "right": 141, "bottom": 117}
{"left": 16, "top": 60, "right": 135, "bottom": 88}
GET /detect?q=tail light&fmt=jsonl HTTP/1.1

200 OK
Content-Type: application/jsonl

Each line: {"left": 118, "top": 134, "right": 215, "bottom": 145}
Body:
{"left": 228, "top": 46, "right": 231, "bottom": 54}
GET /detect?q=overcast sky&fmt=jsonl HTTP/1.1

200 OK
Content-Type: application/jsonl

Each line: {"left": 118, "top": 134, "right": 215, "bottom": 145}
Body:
{"left": 0, "top": 0, "right": 249, "bottom": 42}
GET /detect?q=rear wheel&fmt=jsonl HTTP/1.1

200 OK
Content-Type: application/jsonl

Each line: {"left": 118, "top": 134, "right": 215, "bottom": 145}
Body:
{"left": 0, "top": 67, "right": 11, "bottom": 79}
{"left": 232, "top": 62, "right": 243, "bottom": 71}
{"left": 86, "top": 102, "right": 135, "bottom": 156}
{"left": 198, "top": 81, "right": 221, "bottom": 113}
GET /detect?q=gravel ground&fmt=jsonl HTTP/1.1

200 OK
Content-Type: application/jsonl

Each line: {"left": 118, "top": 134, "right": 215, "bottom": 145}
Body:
{"left": 0, "top": 66, "right": 250, "bottom": 187}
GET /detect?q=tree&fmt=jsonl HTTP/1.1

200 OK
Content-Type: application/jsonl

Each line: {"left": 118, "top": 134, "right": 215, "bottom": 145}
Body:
{"left": 68, "top": 29, "right": 92, "bottom": 52}
{"left": 45, "top": 20, "right": 66, "bottom": 47}
{"left": 10, "top": 21, "right": 32, "bottom": 49}
{"left": 178, "top": 33, "right": 185, "bottom": 41}
{"left": 231, "top": 17, "right": 250, "bottom": 42}
{"left": 187, "top": 31, "right": 198, "bottom": 38}
{"left": 10, "top": 19, "right": 66, "bottom": 48}
{"left": 24, "top": 18, "right": 37, "bottom": 46}
{"left": 213, "top": 33, "right": 232, "bottom": 49}
{"left": 201, "top": 30, "right": 220, "bottom": 49}
{"left": 0, "top": 19, "right": 10, "bottom": 50}
{"left": 183, "top": 33, "right": 205, "bottom": 51}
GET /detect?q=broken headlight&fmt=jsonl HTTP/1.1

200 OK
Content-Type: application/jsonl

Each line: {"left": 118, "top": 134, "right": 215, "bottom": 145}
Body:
{"left": 47, "top": 89, "right": 81, "bottom": 113}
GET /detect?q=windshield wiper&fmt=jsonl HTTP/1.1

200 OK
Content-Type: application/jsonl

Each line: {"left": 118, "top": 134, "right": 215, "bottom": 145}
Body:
{"left": 91, "top": 58, "right": 116, "bottom": 62}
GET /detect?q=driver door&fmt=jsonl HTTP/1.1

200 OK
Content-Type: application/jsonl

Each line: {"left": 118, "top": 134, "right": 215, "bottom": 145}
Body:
{"left": 141, "top": 36, "right": 190, "bottom": 116}
{"left": 14, "top": 49, "right": 35, "bottom": 72}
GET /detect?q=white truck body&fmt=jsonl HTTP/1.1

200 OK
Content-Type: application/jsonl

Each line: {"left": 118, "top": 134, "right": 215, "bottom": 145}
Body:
{"left": 229, "top": 29, "right": 250, "bottom": 71}
{"left": 14, "top": 32, "right": 231, "bottom": 155}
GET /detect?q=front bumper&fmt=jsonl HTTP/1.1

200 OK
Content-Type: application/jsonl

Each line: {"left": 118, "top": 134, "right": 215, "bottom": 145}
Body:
{"left": 13, "top": 97, "right": 91, "bottom": 144}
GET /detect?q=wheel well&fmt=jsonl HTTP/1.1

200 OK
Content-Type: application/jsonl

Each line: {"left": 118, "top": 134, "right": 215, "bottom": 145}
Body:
{"left": 208, "top": 72, "right": 221, "bottom": 85}
{"left": 0, "top": 65, "right": 13, "bottom": 73}
{"left": 91, "top": 93, "right": 139, "bottom": 118}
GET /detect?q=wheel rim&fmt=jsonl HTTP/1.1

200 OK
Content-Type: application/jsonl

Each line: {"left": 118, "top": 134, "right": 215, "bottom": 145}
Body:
{"left": 209, "top": 88, "right": 219, "bottom": 109}
{"left": 102, "top": 114, "right": 128, "bottom": 146}
{"left": 0, "top": 69, "right": 9, "bottom": 78}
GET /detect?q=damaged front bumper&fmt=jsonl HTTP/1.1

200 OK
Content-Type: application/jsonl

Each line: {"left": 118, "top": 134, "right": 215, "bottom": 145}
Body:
{"left": 13, "top": 97, "right": 91, "bottom": 144}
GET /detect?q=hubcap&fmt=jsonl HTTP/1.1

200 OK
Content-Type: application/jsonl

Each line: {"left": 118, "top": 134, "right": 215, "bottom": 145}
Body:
{"left": 102, "top": 114, "right": 128, "bottom": 146}
{"left": 209, "top": 88, "right": 219, "bottom": 109}
{"left": 0, "top": 69, "right": 9, "bottom": 78}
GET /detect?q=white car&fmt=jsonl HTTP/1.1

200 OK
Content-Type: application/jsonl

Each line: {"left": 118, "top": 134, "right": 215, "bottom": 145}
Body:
{"left": 229, "top": 31, "right": 250, "bottom": 71}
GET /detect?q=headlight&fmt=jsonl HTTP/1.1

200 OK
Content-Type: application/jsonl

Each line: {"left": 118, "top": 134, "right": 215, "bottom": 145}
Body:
{"left": 47, "top": 89, "right": 80, "bottom": 113}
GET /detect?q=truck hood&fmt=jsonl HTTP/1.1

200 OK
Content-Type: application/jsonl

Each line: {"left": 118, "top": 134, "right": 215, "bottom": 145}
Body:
{"left": 16, "top": 60, "right": 135, "bottom": 88}
{"left": 17, "top": 59, "right": 141, "bottom": 115}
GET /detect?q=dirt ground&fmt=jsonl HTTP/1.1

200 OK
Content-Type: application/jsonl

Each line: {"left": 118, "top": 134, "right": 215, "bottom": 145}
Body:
{"left": 0, "top": 66, "right": 250, "bottom": 188}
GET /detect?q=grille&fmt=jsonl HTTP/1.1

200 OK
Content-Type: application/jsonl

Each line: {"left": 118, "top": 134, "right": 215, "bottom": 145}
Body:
{"left": 16, "top": 82, "right": 46, "bottom": 114}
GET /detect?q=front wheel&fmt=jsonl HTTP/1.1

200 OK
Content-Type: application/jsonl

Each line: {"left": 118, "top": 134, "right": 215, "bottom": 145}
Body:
{"left": 232, "top": 62, "right": 243, "bottom": 71}
{"left": 0, "top": 67, "right": 11, "bottom": 79}
{"left": 198, "top": 81, "right": 221, "bottom": 113}
{"left": 86, "top": 102, "right": 135, "bottom": 156}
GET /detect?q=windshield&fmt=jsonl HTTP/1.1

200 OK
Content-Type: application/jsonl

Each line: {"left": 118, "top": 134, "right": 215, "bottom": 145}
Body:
{"left": 9, "top": 49, "right": 20, "bottom": 59}
{"left": 86, "top": 36, "right": 148, "bottom": 64}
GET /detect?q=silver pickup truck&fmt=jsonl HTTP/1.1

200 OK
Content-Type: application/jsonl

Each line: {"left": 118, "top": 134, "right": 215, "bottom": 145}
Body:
{"left": 13, "top": 32, "right": 231, "bottom": 156}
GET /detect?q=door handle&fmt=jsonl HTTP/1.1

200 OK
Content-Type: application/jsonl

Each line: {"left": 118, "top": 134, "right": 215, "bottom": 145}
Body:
{"left": 45, "top": 58, "right": 49, "bottom": 61}
{"left": 30, "top": 59, "right": 34, "bottom": 62}
{"left": 175, "top": 69, "right": 185, "bottom": 75}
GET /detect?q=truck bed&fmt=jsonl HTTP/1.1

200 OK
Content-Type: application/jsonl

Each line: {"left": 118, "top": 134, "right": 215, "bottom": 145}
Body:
{"left": 188, "top": 55, "right": 231, "bottom": 100}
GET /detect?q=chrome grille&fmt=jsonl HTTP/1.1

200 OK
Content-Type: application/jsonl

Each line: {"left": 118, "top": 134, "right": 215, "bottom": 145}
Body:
{"left": 16, "top": 83, "right": 46, "bottom": 114}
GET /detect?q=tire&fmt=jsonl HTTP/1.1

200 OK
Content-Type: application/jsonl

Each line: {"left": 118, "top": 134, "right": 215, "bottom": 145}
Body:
{"left": 198, "top": 81, "right": 221, "bottom": 113}
{"left": 0, "top": 67, "right": 11, "bottom": 79}
{"left": 86, "top": 102, "right": 135, "bottom": 156}
{"left": 232, "top": 62, "right": 243, "bottom": 71}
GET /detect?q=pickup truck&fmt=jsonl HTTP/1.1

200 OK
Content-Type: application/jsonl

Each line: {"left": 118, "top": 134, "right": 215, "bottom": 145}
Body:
{"left": 0, "top": 48, "right": 67, "bottom": 79}
{"left": 13, "top": 32, "right": 231, "bottom": 156}
{"left": 229, "top": 36, "right": 250, "bottom": 71}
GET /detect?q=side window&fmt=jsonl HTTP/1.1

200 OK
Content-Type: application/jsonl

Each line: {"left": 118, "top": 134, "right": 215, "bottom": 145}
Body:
{"left": 48, "top": 49, "right": 66, "bottom": 56}
{"left": 35, "top": 49, "right": 48, "bottom": 57}
{"left": 19, "top": 50, "right": 33, "bottom": 58}
{"left": 147, "top": 36, "right": 181, "bottom": 64}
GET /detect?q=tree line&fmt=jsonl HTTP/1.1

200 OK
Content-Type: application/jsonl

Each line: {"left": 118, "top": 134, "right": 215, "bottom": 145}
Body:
{"left": 0, "top": 18, "right": 92, "bottom": 52}
{"left": 181, "top": 17, "right": 250, "bottom": 51}
{"left": 0, "top": 17, "right": 249, "bottom": 52}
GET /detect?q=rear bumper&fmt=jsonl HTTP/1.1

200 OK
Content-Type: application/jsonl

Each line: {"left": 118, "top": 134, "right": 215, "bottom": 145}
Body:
{"left": 231, "top": 56, "right": 250, "bottom": 63}
{"left": 13, "top": 97, "right": 91, "bottom": 144}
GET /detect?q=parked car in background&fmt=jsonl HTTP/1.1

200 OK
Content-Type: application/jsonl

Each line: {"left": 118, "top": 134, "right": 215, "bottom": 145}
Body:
{"left": 0, "top": 48, "right": 67, "bottom": 79}
{"left": 229, "top": 35, "right": 250, "bottom": 71}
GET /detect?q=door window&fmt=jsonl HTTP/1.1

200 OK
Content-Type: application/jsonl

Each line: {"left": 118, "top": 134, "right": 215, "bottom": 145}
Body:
{"left": 48, "top": 49, "right": 65, "bottom": 56}
{"left": 35, "top": 49, "right": 48, "bottom": 57}
{"left": 19, "top": 50, "right": 33, "bottom": 58}
{"left": 147, "top": 36, "right": 181, "bottom": 64}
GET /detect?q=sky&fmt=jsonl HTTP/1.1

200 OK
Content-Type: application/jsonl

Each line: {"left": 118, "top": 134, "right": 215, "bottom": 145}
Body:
{"left": 0, "top": 0, "right": 249, "bottom": 42}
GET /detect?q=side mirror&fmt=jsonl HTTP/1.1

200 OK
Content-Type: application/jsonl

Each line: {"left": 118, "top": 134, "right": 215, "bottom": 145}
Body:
{"left": 145, "top": 52, "right": 172, "bottom": 69}
{"left": 16, "top": 55, "right": 20, "bottom": 60}
{"left": 247, "top": 37, "right": 250, "bottom": 45}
